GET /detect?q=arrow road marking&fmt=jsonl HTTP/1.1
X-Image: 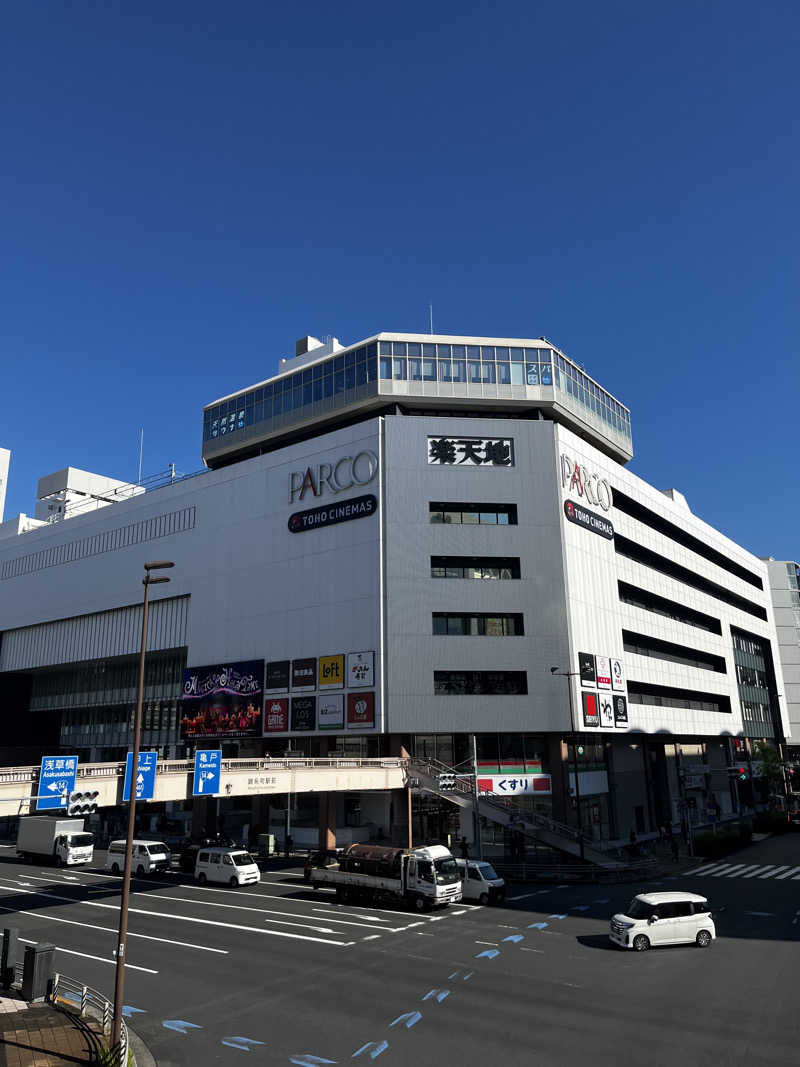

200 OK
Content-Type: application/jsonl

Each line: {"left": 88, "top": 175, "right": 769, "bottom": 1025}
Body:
{"left": 421, "top": 989, "right": 450, "bottom": 1002}
{"left": 571, "top": 905, "right": 589, "bottom": 912}
{"left": 475, "top": 949, "right": 500, "bottom": 960}
{"left": 163, "top": 1020, "right": 203, "bottom": 1034}
{"left": 290, "top": 1057, "right": 338, "bottom": 1066}
{"left": 352, "top": 1041, "right": 389, "bottom": 1058}
{"left": 503, "top": 934, "right": 524, "bottom": 943}
{"left": 122, "top": 1006, "right": 146, "bottom": 1018}
{"left": 549, "top": 914, "right": 567, "bottom": 920}
{"left": 528, "top": 922, "right": 548, "bottom": 930}
{"left": 389, "top": 1011, "right": 422, "bottom": 1029}
{"left": 222, "top": 1037, "right": 266, "bottom": 1051}
{"left": 744, "top": 912, "right": 775, "bottom": 917}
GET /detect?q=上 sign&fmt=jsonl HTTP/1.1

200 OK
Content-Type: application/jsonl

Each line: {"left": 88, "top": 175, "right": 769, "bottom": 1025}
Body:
{"left": 427, "top": 436, "right": 514, "bottom": 467}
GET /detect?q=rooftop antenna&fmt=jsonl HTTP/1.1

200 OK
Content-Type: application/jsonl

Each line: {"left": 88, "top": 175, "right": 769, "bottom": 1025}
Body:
{"left": 429, "top": 303, "right": 434, "bottom": 335}
{"left": 137, "top": 428, "right": 144, "bottom": 485}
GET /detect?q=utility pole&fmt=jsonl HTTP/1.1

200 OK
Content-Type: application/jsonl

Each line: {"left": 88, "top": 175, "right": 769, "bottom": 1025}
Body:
{"left": 471, "top": 734, "right": 483, "bottom": 860}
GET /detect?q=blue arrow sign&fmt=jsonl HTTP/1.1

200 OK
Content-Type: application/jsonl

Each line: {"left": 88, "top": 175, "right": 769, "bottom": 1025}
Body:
{"left": 503, "top": 934, "right": 524, "bottom": 943}
{"left": 221, "top": 1037, "right": 265, "bottom": 1051}
{"left": 36, "top": 755, "right": 78, "bottom": 811}
{"left": 475, "top": 949, "right": 500, "bottom": 960}
{"left": 123, "top": 751, "right": 158, "bottom": 802}
{"left": 549, "top": 914, "right": 567, "bottom": 920}
{"left": 571, "top": 905, "right": 589, "bottom": 912}
{"left": 389, "top": 1012, "right": 422, "bottom": 1029}
{"left": 122, "top": 1006, "right": 146, "bottom": 1018}
{"left": 192, "top": 750, "right": 221, "bottom": 797}
{"left": 528, "top": 922, "right": 548, "bottom": 930}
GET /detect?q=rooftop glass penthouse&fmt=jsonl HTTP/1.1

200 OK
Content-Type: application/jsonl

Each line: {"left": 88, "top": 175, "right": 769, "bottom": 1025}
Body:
{"left": 202, "top": 332, "right": 633, "bottom": 469}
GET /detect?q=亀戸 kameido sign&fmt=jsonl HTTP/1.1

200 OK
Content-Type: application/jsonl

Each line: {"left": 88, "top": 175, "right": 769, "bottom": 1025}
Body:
{"left": 289, "top": 450, "right": 378, "bottom": 503}
{"left": 560, "top": 453, "right": 613, "bottom": 512}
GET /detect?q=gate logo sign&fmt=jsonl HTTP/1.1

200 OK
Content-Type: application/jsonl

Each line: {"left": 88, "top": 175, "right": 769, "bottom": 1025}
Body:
{"left": 37, "top": 755, "right": 78, "bottom": 811}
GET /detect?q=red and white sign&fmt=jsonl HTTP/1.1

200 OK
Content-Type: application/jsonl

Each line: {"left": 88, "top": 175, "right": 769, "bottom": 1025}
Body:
{"left": 596, "top": 656, "right": 612, "bottom": 690}
{"left": 263, "top": 698, "right": 288, "bottom": 733}
{"left": 582, "top": 691, "right": 599, "bottom": 727}
{"left": 346, "top": 692, "right": 375, "bottom": 730}
{"left": 477, "top": 775, "right": 552, "bottom": 796}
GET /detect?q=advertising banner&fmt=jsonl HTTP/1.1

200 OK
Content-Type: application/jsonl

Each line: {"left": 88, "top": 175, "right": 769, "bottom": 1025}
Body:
{"left": 265, "top": 660, "right": 290, "bottom": 693}
{"left": 613, "top": 695, "right": 628, "bottom": 726}
{"left": 563, "top": 499, "right": 614, "bottom": 539}
{"left": 181, "top": 660, "right": 264, "bottom": 740}
{"left": 477, "top": 774, "right": 552, "bottom": 796}
{"left": 291, "top": 658, "right": 316, "bottom": 691}
{"left": 347, "top": 651, "right": 374, "bottom": 688}
{"left": 291, "top": 696, "right": 316, "bottom": 732}
{"left": 611, "top": 658, "right": 625, "bottom": 692}
{"left": 264, "top": 698, "right": 289, "bottom": 733}
{"left": 318, "top": 693, "right": 344, "bottom": 730}
{"left": 578, "top": 652, "right": 596, "bottom": 687}
{"left": 596, "top": 655, "right": 612, "bottom": 690}
{"left": 582, "top": 691, "right": 599, "bottom": 728}
{"left": 288, "top": 493, "right": 377, "bottom": 534}
{"left": 318, "top": 654, "right": 344, "bottom": 689}
{"left": 599, "top": 693, "right": 614, "bottom": 728}
{"left": 347, "top": 692, "right": 375, "bottom": 730}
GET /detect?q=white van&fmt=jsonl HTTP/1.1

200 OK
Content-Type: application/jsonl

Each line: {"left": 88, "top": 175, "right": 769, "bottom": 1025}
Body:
{"left": 609, "top": 891, "right": 716, "bottom": 951}
{"left": 455, "top": 858, "right": 506, "bottom": 904}
{"left": 195, "top": 846, "right": 260, "bottom": 887}
{"left": 105, "top": 840, "right": 172, "bottom": 876}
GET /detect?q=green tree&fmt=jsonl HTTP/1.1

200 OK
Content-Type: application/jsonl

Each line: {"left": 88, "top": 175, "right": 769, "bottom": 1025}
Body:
{"left": 752, "top": 741, "right": 785, "bottom": 806}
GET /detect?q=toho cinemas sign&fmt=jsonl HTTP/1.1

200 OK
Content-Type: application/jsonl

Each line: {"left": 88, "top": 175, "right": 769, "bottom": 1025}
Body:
{"left": 288, "top": 450, "right": 379, "bottom": 504}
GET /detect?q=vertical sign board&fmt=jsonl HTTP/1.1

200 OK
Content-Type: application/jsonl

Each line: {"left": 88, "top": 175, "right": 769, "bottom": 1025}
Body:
{"left": 578, "top": 653, "right": 596, "bottom": 687}
{"left": 599, "top": 693, "right": 614, "bottom": 728}
{"left": 347, "top": 651, "right": 374, "bottom": 688}
{"left": 36, "top": 756, "right": 78, "bottom": 811}
{"left": 123, "top": 752, "right": 158, "bottom": 802}
{"left": 611, "top": 658, "right": 625, "bottom": 692}
{"left": 582, "top": 692, "right": 599, "bottom": 728}
{"left": 192, "top": 750, "right": 222, "bottom": 796}
{"left": 595, "top": 656, "right": 612, "bottom": 690}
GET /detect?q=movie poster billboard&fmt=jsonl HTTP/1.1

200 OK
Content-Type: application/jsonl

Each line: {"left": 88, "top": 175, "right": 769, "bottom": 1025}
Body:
{"left": 181, "top": 660, "right": 264, "bottom": 740}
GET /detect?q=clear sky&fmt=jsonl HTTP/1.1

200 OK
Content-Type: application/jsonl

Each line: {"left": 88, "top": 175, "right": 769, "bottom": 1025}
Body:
{"left": 2, "top": 2, "right": 798, "bottom": 558}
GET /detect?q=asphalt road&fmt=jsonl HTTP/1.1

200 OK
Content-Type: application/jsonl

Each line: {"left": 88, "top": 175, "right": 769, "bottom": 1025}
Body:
{"left": 0, "top": 835, "right": 798, "bottom": 1066}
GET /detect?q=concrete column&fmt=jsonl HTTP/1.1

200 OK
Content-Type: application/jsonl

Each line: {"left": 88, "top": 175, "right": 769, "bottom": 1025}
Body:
{"left": 190, "top": 796, "right": 217, "bottom": 839}
{"left": 549, "top": 736, "right": 569, "bottom": 824}
{"left": 318, "top": 792, "right": 336, "bottom": 851}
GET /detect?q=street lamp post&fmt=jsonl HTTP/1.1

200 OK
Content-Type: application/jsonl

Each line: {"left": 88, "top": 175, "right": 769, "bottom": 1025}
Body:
{"left": 550, "top": 667, "right": 585, "bottom": 861}
{"left": 111, "top": 561, "right": 173, "bottom": 1053}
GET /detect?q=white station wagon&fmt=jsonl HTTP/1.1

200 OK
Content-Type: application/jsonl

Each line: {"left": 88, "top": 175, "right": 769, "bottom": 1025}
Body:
{"left": 610, "top": 891, "right": 716, "bottom": 951}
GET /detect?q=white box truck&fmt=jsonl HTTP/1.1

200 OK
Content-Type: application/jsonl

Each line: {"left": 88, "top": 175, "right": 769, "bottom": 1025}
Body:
{"left": 309, "top": 843, "right": 462, "bottom": 911}
{"left": 16, "top": 817, "right": 94, "bottom": 866}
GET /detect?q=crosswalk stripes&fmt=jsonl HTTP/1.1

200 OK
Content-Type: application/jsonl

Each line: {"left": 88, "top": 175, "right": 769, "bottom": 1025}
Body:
{"left": 685, "top": 862, "right": 800, "bottom": 882}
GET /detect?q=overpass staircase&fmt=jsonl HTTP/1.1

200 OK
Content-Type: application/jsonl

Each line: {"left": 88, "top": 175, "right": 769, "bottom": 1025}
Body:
{"left": 410, "top": 758, "right": 616, "bottom": 868}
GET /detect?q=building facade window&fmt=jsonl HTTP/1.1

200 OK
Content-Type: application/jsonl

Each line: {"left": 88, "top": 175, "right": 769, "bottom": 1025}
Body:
{"left": 431, "top": 556, "right": 520, "bottom": 579}
{"left": 617, "top": 581, "right": 721, "bottom": 634}
{"left": 622, "top": 630, "right": 726, "bottom": 673}
{"left": 432, "top": 613, "right": 524, "bottom": 636}
{"left": 429, "top": 502, "right": 517, "bottom": 525}
{"left": 434, "top": 670, "right": 528, "bottom": 695}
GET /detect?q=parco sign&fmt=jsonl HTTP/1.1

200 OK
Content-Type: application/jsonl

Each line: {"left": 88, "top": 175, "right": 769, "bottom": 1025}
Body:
{"left": 289, "top": 450, "right": 378, "bottom": 504}
{"left": 559, "top": 453, "right": 613, "bottom": 512}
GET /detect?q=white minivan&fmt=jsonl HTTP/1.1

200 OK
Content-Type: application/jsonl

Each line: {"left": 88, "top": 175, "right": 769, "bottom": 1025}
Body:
{"left": 105, "top": 840, "right": 172, "bottom": 876}
{"left": 455, "top": 858, "right": 506, "bottom": 905}
{"left": 195, "top": 846, "right": 260, "bottom": 887}
{"left": 609, "top": 891, "right": 716, "bottom": 951}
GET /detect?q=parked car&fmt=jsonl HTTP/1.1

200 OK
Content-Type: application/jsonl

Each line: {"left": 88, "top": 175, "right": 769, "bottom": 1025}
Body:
{"left": 609, "top": 891, "right": 716, "bottom": 951}
{"left": 787, "top": 808, "right": 800, "bottom": 830}
{"left": 304, "top": 849, "right": 342, "bottom": 883}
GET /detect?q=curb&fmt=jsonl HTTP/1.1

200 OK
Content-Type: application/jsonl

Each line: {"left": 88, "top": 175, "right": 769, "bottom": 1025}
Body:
{"left": 127, "top": 1023, "right": 157, "bottom": 1067}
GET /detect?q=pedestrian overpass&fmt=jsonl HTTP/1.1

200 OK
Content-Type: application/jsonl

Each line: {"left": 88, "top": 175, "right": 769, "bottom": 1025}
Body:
{"left": 0, "top": 756, "right": 409, "bottom": 818}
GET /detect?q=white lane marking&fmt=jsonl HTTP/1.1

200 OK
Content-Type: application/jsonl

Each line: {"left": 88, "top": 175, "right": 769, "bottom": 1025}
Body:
{"left": 742, "top": 866, "right": 779, "bottom": 879}
{"left": 775, "top": 866, "right": 800, "bottom": 880}
{"left": 744, "top": 911, "right": 775, "bottom": 917}
{"left": 758, "top": 866, "right": 791, "bottom": 879}
{"left": 520, "top": 948, "right": 545, "bottom": 954}
{"left": 363, "top": 935, "right": 381, "bottom": 941}
{"left": 475, "top": 941, "right": 499, "bottom": 946}
{"left": 710, "top": 864, "right": 749, "bottom": 877}
{"left": 308, "top": 911, "right": 406, "bottom": 931}
{"left": 4, "top": 935, "right": 158, "bottom": 974}
{"left": 0, "top": 881, "right": 354, "bottom": 947}
{"left": 723, "top": 864, "right": 762, "bottom": 878}
{"left": 507, "top": 893, "right": 543, "bottom": 902}
{"left": 0, "top": 905, "right": 228, "bottom": 953}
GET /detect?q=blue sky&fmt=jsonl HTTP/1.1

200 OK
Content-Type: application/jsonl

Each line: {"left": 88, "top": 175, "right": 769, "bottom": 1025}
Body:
{"left": 2, "top": 2, "right": 798, "bottom": 558}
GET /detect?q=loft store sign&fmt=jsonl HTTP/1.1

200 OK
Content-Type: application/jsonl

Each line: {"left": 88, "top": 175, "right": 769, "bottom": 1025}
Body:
{"left": 289, "top": 450, "right": 379, "bottom": 504}
{"left": 559, "top": 453, "right": 613, "bottom": 512}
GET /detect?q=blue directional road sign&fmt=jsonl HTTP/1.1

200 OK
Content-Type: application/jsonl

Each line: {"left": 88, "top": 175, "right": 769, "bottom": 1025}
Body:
{"left": 123, "top": 751, "right": 158, "bottom": 802}
{"left": 37, "top": 755, "right": 78, "bottom": 811}
{"left": 192, "top": 750, "right": 221, "bottom": 796}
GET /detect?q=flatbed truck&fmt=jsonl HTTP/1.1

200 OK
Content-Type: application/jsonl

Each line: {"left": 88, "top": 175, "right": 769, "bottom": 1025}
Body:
{"left": 309, "top": 843, "right": 462, "bottom": 910}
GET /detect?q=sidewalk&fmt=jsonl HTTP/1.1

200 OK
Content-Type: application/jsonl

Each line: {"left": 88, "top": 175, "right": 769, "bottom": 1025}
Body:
{"left": 0, "top": 994, "right": 105, "bottom": 1066}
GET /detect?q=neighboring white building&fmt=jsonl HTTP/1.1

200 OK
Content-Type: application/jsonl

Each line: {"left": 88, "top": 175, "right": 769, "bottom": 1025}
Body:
{"left": 762, "top": 558, "right": 800, "bottom": 746}
{"left": 0, "top": 448, "right": 10, "bottom": 524}
{"left": 34, "top": 467, "right": 145, "bottom": 522}
{"left": 0, "top": 333, "right": 789, "bottom": 844}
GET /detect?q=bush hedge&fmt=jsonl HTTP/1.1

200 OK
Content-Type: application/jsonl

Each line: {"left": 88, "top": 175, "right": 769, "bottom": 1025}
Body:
{"left": 692, "top": 823, "right": 753, "bottom": 859}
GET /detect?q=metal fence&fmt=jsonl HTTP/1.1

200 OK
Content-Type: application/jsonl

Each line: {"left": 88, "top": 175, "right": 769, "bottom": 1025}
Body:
{"left": 48, "top": 969, "right": 129, "bottom": 1065}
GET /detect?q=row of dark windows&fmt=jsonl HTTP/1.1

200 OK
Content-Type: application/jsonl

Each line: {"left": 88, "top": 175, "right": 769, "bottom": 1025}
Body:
{"left": 429, "top": 502, "right": 517, "bottom": 525}
{"left": 627, "top": 681, "right": 731, "bottom": 715}
{"left": 612, "top": 490, "right": 763, "bottom": 590}
{"left": 617, "top": 581, "right": 722, "bottom": 635}
{"left": 621, "top": 630, "right": 727, "bottom": 674}
{"left": 615, "top": 534, "right": 767, "bottom": 621}
{"left": 433, "top": 613, "right": 524, "bottom": 636}
{"left": 434, "top": 671, "right": 528, "bottom": 695}
{"left": 431, "top": 556, "right": 521, "bottom": 580}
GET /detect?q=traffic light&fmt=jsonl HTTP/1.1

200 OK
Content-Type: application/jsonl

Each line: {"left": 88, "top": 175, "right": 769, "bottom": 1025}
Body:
{"left": 68, "top": 789, "right": 99, "bottom": 816}
{"left": 438, "top": 772, "right": 456, "bottom": 792}
{"left": 737, "top": 767, "right": 748, "bottom": 782}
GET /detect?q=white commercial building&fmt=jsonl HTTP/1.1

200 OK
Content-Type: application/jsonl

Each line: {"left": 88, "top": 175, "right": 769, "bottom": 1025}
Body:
{"left": 0, "top": 333, "right": 790, "bottom": 846}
